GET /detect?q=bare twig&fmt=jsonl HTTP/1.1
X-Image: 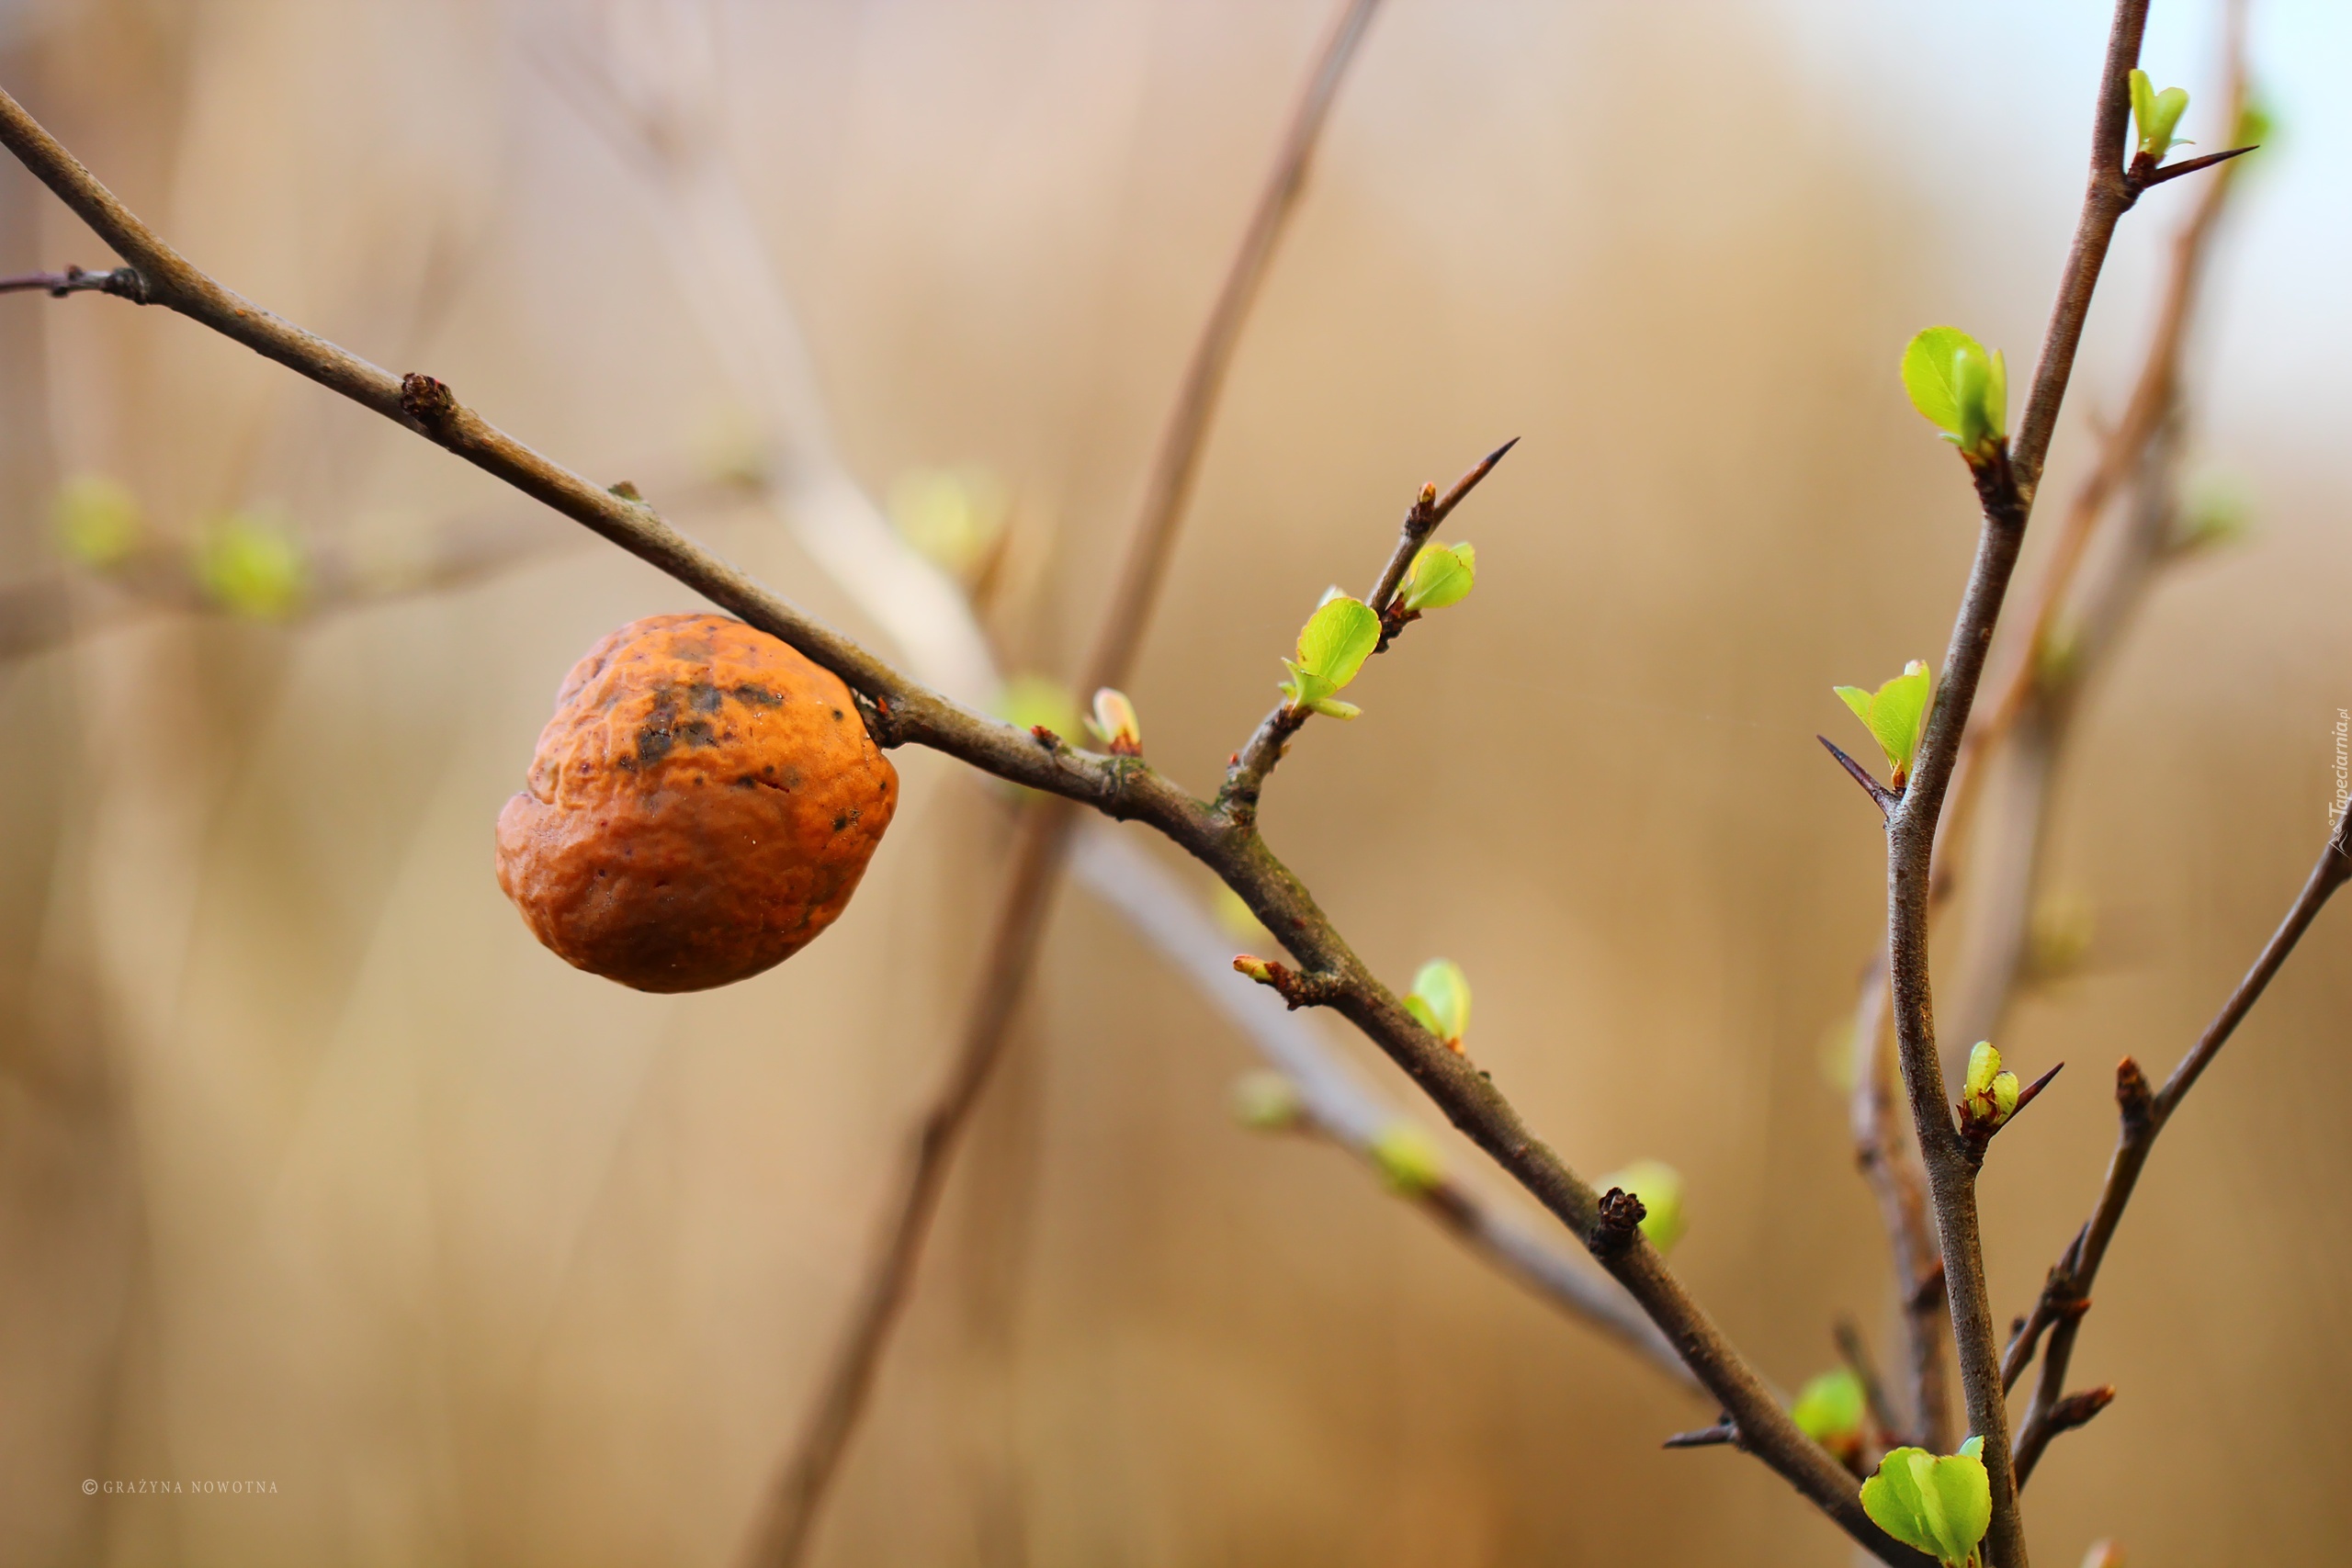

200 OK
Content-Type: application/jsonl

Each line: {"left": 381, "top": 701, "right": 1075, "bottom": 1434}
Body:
{"left": 2007, "top": 819, "right": 2349, "bottom": 1484}
{"left": 736, "top": 5, "right": 1391, "bottom": 1563}
{"left": 0, "top": 262, "right": 141, "bottom": 298}
{"left": 1847, "top": 957, "right": 1950, "bottom": 1452}
{"left": 1882, "top": 6, "right": 2151, "bottom": 1562}
{"left": 0, "top": 77, "right": 1928, "bottom": 1566}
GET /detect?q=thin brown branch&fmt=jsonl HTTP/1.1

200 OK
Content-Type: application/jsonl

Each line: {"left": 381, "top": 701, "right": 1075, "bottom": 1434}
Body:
{"left": 0, "top": 78, "right": 1928, "bottom": 1566}
{"left": 1847, "top": 956, "right": 1951, "bottom": 1452}
{"left": 2010, "top": 821, "right": 2350, "bottom": 1485}
{"left": 735, "top": 5, "right": 1388, "bottom": 1562}
{"left": 1216, "top": 443, "right": 1512, "bottom": 828}
{"left": 1883, "top": 6, "right": 2150, "bottom": 1562}
{"left": 1936, "top": 14, "right": 2253, "bottom": 1044}
{"left": 0, "top": 262, "right": 141, "bottom": 298}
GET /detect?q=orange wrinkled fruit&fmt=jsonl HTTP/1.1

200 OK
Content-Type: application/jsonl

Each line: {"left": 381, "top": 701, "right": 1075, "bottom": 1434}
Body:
{"left": 496, "top": 613, "right": 898, "bottom": 992}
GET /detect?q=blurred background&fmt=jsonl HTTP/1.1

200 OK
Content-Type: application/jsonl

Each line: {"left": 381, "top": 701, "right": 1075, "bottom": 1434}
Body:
{"left": 1, "top": 1, "right": 2346, "bottom": 1563}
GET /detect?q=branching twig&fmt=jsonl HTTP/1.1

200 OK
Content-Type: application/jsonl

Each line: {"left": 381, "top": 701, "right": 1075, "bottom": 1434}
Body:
{"left": 0, "top": 83, "right": 1927, "bottom": 1566}
{"left": 2005, "top": 817, "right": 2350, "bottom": 1485}
{"left": 1881, "top": 6, "right": 2151, "bottom": 1562}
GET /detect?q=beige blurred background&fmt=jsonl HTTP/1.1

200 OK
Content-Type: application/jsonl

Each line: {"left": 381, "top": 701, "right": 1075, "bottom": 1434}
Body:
{"left": 1, "top": 1, "right": 2347, "bottom": 1564}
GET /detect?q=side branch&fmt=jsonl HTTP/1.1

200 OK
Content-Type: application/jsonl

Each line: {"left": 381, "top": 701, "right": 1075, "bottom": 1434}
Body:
{"left": 2006, "top": 820, "right": 2349, "bottom": 1483}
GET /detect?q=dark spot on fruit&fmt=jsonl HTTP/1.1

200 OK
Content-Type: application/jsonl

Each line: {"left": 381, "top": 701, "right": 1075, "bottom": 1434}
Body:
{"left": 735, "top": 683, "right": 783, "bottom": 707}
{"left": 831, "top": 813, "right": 848, "bottom": 831}
{"left": 687, "top": 681, "right": 724, "bottom": 714}
{"left": 831, "top": 708, "right": 843, "bottom": 721}
{"left": 678, "top": 718, "right": 717, "bottom": 748}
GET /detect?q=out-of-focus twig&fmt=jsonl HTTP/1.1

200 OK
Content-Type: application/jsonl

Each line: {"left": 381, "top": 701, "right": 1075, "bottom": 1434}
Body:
{"left": 730, "top": 5, "right": 1391, "bottom": 1564}
{"left": 1070, "top": 826, "right": 1696, "bottom": 1385}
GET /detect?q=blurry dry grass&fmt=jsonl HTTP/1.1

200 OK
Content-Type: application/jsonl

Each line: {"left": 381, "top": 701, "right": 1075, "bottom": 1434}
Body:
{"left": 1, "top": 2, "right": 2347, "bottom": 1565}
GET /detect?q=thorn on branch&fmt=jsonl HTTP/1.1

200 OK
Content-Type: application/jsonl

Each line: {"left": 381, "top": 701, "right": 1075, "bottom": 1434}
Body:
{"left": 399, "top": 371, "right": 458, "bottom": 434}
{"left": 1663, "top": 1416, "right": 1740, "bottom": 1450}
{"left": 1818, "top": 735, "right": 1900, "bottom": 818}
{"left": 2140, "top": 143, "right": 2258, "bottom": 189}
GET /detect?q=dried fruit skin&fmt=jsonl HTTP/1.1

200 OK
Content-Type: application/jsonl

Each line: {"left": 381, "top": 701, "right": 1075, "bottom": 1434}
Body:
{"left": 496, "top": 614, "right": 898, "bottom": 992}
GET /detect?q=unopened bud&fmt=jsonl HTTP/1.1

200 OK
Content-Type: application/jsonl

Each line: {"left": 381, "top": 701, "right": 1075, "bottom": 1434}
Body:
{"left": 1090, "top": 686, "right": 1143, "bottom": 756}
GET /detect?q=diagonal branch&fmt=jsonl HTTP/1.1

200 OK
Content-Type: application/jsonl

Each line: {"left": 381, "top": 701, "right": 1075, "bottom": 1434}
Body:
{"left": 0, "top": 80, "right": 1928, "bottom": 1566}
{"left": 2005, "top": 816, "right": 2350, "bottom": 1484}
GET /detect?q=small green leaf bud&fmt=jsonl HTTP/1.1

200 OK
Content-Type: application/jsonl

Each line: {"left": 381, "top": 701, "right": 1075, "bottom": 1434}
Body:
{"left": 1370, "top": 1123, "right": 1445, "bottom": 1195}
{"left": 51, "top": 474, "right": 142, "bottom": 570}
{"left": 2129, "top": 69, "right": 2192, "bottom": 159}
{"left": 1089, "top": 686, "right": 1143, "bottom": 755}
{"left": 1791, "top": 1367, "right": 1869, "bottom": 1461}
{"left": 1279, "top": 594, "right": 1381, "bottom": 716}
{"left": 1231, "top": 1070, "right": 1304, "bottom": 1132}
{"left": 1398, "top": 539, "right": 1476, "bottom": 614}
{"left": 1900, "top": 327, "right": 2007, "bottom": 462}
{"left": 1402, "top": 958, "right": 1471, "bottom": 1052}
{"left": 196, "top": 512, "right": 306, "bottom": 620}
{"left": 1598, "top": 1158, "right": 1686, "bottom": 1252}
{"left": 1961, "top": 1041, "right": 2021, "bottom": 1134}
{"left": 1834, "top": 660, "right": 1934, "bottom": 786}
{"left": 1232, "top": 954, "right": 1275, "bottom": 986}
{"left": 1860, "top": 1445, "right": 1993, "bottom": 1568}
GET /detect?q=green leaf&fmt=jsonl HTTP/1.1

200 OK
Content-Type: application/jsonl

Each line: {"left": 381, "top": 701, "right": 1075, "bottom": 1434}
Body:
{"left": 1965, "top": 1041, "right": 2003, "bottom": 1099}
{"left": 1860, "top": 1446, "right": 1992, "bottom": 1568}
{"left": 196, "top": 513, "right": 306, "bottom": 620}
{"left": 1405, "top": 958, "right": 1471, "bottom": 1049}
{"left": 1791, "top": 1368, "right": 1868, "bottom": 1451}
{"left": 51, "top": 475, "right": 142, "bottom": 569}
{"left": 2130, "top": 70, "right": 2192, "bottom": 156}
{"left": 1400, "top": 540, "right": 1476, "bottom": 613}
{"left": 1900, "top": 328, "right": 2005, "bottom": 456}
{"left": 1836, "top": 660, "right": 1935, "bottom": 784}
{"left": 1599, "top": 1158, "right": 1686, "bottom": 1253}
{"left": 1370, "top": 1124, "right": 1445, "bottom": 1195}
{"left": 1280, "top": 594, "right": 1381, "bottom": 711}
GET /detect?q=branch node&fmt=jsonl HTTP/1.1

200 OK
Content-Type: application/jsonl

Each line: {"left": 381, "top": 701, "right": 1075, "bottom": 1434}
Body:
{"left": 1590, "top": 1187, "right": 1649, "bottom": 1256}
{"left": 399, "top": 371, "right": 458, "bottom": 434}
{"left": 1817, "top": 735, "right": 1900, "bottom": 818}
{"left": 1230, "top": 954, "right": 1341, "bottom": 1011}
{"left": 2115, "top": 1055, "right": 2155, "bottom": 1137}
